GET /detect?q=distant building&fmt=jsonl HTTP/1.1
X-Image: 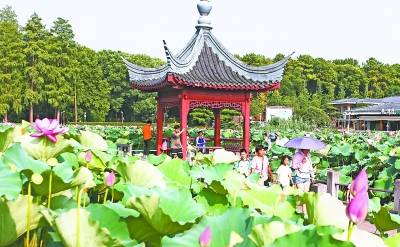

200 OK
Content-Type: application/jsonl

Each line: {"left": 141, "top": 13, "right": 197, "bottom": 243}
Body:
{"left": 331, "top": 96, "right": 400, "bottom": 131}
{"left": 265, "top": 106, "right": 293, "bottom": 122}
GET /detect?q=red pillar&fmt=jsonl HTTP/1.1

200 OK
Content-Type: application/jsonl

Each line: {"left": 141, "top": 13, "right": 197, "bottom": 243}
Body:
{"left": 156, "top": 101, "right": 164, "bottom": 155}
{"left": 242, "top": 96, "right": 251, "bottom": 152}
{"left": 213, "top": 109, "right": 221, "bottom": 147}
{"left": 180, "top": 96, "right": 189, "bottom": 160}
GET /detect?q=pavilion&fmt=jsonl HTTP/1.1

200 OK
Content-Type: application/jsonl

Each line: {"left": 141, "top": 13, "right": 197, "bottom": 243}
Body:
{"left": 124, "top": 0, "right": 292, "bottom": 159}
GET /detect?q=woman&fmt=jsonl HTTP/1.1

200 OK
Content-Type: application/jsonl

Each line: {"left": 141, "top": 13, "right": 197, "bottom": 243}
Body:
{"left": 170, "top": 125, "right": 186, "bottom": 158}
{"left": 277, "top": 155, "right": 292, "bottom": 189}
{"left": 291, "top": 149, "right": 315, "bottom": 191}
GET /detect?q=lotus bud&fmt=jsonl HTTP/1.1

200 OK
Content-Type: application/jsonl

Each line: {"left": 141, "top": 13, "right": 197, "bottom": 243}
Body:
{"left": 346, "top": 192, "right": 369, "bottom": 224}
{"left": 85, "top": 150, "right": 93, "bottom": 162}
{"left": 349, "top": 169, "right": 368, "bottom": 197}
{"left": 104, "top": 171, "right": 116, "bottom": 187}
{"left": 199, "top": 226, "right": 212, "bottom": 247}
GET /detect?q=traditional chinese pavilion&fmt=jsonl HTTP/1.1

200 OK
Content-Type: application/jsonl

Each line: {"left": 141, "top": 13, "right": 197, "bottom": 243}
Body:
{"left": 124, "top": 0, "right": 291, "bottom": 159}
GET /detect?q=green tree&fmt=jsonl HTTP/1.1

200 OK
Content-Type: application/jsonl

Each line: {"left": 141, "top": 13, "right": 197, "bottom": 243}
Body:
{"left": 74, "top": 45, "right": 111, "bottom": 121}
{"left": 47, "top": 18, "right": 76, "bottom": 120}
{"left": 0, "top": 6, "right": 25, "bottom": 121}
{"left": 22, "top": 13, "right": 50, "bottom": 122}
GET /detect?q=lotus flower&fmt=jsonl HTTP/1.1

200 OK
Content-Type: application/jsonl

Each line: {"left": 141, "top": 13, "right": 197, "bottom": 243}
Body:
{"left": 346, "top": 192, "right": 369, "bottom": 224}
{"left": 104, "top": 171, "right": 116, "bottom": 187}
{"left": 85, "top": 151, "right": 93, "bottom": 162}
{"left": 199, "top": 227, "right": 212, "bottom": 247}
{"left": 366, "top": 139, "right": 373, "bottom": 146}
{"left": 349, "top": 169, "right": 368, "bottom": 197}
{"left": 31, "top": 118, "right": 68, "bottom": 143}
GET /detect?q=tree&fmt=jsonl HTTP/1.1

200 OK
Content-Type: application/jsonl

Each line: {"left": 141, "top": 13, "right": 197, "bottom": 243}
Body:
{"left": 0, "top": 6, "right": 25, "bottom": 121}
{"left": 74, "top": 45, "right": 111, "bottom": 121}
{"left": 22, "top": 13, "right": 50, "bottom": 122}
{"left": 47, "top": 18, "right": 76, "bottom": 121}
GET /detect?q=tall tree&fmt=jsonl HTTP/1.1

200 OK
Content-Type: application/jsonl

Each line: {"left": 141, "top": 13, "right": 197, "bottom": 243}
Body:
{"left": 0, "top": 6, "right": 25, "bottom": 121}
{"left": 74, "top": 45, "right": 110, "bottom": 121}
{"left": 22, "top": 13, "right": 50, "bottom": 122}
{"left": 47, "top": 18, "right": 76, "bottom": 121}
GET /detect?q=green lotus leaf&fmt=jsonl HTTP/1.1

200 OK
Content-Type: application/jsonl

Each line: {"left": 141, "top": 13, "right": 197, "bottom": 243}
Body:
{"left": 370, "top": 205, "right": 400, "bottom": 232}
{"left": 249, "top": 220, "right": 301, "bottom": 246}
{"left": 190, "top": 164, "right": 232, "bottom": 185}
{"left": 2, "top": 143, "right": 49, "bottom": 175}
{"left": 0, "top": 162, "right": 22, "bottom": 200}
{"left": 385, "top": 233, "right": 400, "bottom": 247}
{"left": 86, "top": 204, "right": 139, "bottom": 246}
{"left": 161, "top": 208, "right": 254, "bottom": 247}
{"left": 104, "top": 201, "right": 140, "bottom": 218}
{"left": 271, "top": 226, "right": 354, "bottom": 247}
{"left": 20, "top": 135, "right": 72, "bottom": 161}
{"left": 0, "top": 126, "right": 14, "bottom": 152}
{"left": 0, "top": 195, "right": 43, "bottom": 246}
{"left": 158, "top": 158, "right": 191, "bottom": 188}
{"left": 147, "top": 154, "right": 169, "bottom": 166}
{"left": 118, "top": 160, "right": 166, "bottom": 189}
{"left": 79, "top": 131, "right": 108, "bottom": 151}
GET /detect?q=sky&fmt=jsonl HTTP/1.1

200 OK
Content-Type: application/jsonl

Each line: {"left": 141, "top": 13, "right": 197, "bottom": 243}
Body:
{"left": 1, "top": 0, "right": 399, "bottom": 64}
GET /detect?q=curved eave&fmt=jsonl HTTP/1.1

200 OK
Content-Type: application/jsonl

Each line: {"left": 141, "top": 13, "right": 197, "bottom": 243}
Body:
{"left": 130, "top": 77, "right": 168, "bottom": 92}
{"left": 170, "top": 74, "right": 281, "bottom": 91}
{"left": 123, "top": 57, "right": 169, "bottom": 81}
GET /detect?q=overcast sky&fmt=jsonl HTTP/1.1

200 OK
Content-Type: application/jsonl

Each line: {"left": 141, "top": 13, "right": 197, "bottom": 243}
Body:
{"left": 1, "top": 0, "right": 399, "bottom": 64}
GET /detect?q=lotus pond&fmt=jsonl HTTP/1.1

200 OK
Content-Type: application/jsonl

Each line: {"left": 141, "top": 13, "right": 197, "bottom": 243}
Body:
{"left": 1, "top": 121, "right": 400, "bottom": 247}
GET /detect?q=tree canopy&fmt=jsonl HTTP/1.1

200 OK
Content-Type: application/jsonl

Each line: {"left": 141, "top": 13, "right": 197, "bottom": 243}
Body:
{"left": 0, "top": 6, "right": 399, "bottom": 125}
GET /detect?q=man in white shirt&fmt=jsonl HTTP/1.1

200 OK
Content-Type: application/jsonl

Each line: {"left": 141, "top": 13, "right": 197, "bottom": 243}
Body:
{"left": 235, "top": 149, "right": 250, "bottom": 176}
{"left": 250, "top": 145, "right": 271, "bottom": 186}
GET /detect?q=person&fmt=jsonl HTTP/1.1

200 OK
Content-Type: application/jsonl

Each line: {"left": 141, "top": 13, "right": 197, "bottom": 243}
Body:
{"left": 250, "top": 145, "right": 272, "bottom": 186}
{"left": 195, "top": 131, "right": 206, "bottom": 153}
{"left": 170, "top": 125, "right": 186, "bottom": 158}
{"left": 142, "top": 120, "right": 153, "bottom": 156}
{"left": 291, "top": 149, "right": 315, "bottom": 192}
{"left": 234, "top": 148, "right": 250, "bottom": 176}
{"left": 264, "top": 132, "right": 277, "bottom": 152}
{"left": 276, "top": 155, "right": 292, "bottom": 189}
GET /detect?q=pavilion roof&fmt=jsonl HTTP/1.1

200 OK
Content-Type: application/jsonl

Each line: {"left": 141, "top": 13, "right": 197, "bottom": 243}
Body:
{"left": 124, "top": 1, "right": 292, "bottom": 92}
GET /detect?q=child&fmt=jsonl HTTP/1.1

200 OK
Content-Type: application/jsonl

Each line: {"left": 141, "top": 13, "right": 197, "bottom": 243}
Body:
{"left": 195, "top": 131, "right": 206, "bottom": 153}
{"left": 276, "top": 155, "right": 292, "bottom": 189}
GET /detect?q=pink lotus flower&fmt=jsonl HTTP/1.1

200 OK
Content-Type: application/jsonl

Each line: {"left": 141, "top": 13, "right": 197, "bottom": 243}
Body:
{"left": 31, "top": 118, "right": 68, "bottom": 143}
{"left": 199, "top": 227, "right": 212, "bottom": 247}
{"left": 85, "top": 151, "right": 93, "bottom": 162}
{"left": 366, "top": 139, "right": 373, "bottom": 146}
{"left": 349, "top": 169, "right": 368, "bottom": 197}
{"left": 346, "top": 192, "right": 369, "bottom": 224}
{"left": 104, "top": 171, "right": 116, "bottom": 187}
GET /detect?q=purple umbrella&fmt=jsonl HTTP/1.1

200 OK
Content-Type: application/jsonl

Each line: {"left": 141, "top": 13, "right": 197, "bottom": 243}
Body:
{"left": 284, "top": 137, "right": 325, "bottom": 150}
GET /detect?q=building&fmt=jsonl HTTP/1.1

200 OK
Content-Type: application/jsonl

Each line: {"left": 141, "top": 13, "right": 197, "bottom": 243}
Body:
{"left": 123, "top": 0, "right": 292, "bottom": 158}
{"left": 265, "top": 106, "right": 293, "bottom": 122}
{"left": 331, "top": 96, "right": 400, "bottom": 131}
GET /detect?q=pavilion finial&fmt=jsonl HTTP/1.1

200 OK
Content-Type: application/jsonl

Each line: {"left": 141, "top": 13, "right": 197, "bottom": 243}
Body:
{"left": 196, "top": 0, "right": 213, "bottom": 30}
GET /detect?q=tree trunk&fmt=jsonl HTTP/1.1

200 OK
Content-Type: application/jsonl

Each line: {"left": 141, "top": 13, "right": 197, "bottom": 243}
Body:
{"left": 56, "top": 109, "right": 60, "bottom": 122}
{"left": 29, "top": 104, "right": 34, "bottom": 123}
{"left": 74, "top": 85, "right": 78, "bottom": 123}
{"left": 3, "top": 113, "right": 8, "bottom": 123}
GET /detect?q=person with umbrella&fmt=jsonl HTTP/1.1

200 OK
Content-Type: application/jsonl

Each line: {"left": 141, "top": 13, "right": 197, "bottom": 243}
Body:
{"left": 284, "top": 136, "right": 325, "bottom": 192}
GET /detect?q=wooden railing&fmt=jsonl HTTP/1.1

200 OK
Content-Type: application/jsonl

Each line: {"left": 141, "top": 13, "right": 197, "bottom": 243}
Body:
{"left": 312, "top": 169, "right": 400, "bottom": 213}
